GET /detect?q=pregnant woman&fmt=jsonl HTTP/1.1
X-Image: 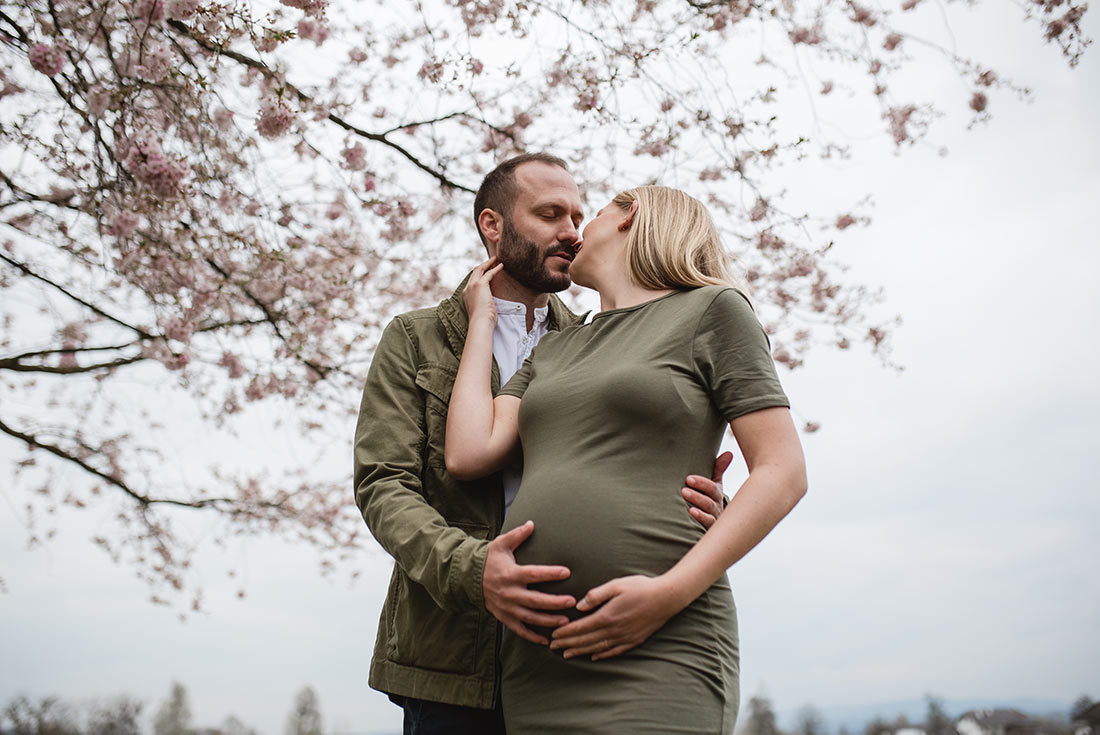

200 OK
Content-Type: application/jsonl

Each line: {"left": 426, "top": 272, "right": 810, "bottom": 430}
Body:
{"left": 445, "top": 185, "right": 807, "bottom": 734}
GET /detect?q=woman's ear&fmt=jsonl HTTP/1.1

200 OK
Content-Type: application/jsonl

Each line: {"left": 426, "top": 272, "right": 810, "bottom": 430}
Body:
{"left": 478, "top": 209, "right": 504, "bottom": 253}
{"left": 618, "top": 200, "right": 639, "bottom": 232}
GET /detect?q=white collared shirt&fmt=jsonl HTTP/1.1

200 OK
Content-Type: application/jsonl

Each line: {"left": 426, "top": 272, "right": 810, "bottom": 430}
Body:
{"left": 492, "top": 297, "right": 550, "bottom": 514}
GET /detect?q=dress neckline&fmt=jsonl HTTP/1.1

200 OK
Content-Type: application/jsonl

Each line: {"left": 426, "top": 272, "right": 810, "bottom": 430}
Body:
{"left": 591, "top": 289, "right": 684, "bottom": 320}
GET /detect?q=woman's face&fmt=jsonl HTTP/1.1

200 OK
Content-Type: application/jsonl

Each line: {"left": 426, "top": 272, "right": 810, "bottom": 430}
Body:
{"left": 571, "top": 200, "right": 625, "bottom": 286}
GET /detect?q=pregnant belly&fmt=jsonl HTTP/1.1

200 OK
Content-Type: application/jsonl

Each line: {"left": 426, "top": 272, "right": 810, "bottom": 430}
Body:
{"left": 502, "top": 477, "right": 700, "bottom": 617}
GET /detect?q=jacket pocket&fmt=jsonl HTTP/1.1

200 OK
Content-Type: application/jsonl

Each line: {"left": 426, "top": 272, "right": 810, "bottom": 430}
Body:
{"left": 416, "top": 363, "right": 456, "bottom": 470}
{"left": 388, "top": 521, "right": 491, "bottom": 675}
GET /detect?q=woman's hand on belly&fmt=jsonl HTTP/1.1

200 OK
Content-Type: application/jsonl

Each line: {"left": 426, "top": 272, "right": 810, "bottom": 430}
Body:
{"left": 547, "top": 574, "right": 680, "bottom": 661}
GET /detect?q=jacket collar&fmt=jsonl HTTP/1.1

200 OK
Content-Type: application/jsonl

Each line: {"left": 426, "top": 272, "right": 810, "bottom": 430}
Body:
{"left": 437, "top": 271, "right": 585, "bottom": 359}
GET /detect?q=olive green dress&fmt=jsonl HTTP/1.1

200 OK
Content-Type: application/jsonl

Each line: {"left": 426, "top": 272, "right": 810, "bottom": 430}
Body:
{"left": 497, "top": 286, "right": 790, "bottom": 734}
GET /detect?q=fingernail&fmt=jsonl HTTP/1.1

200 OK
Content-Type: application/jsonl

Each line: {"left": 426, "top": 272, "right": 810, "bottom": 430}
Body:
{"left": 562, "top": 652, "right": 573, "bottom": 659}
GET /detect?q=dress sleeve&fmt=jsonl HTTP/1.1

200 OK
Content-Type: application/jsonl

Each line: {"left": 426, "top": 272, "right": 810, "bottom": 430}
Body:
{"left": 692, "top": 288, "right": 790, "bottom": 422}
{"left": 498, "top": 355, "right": 533, "bottom": 399}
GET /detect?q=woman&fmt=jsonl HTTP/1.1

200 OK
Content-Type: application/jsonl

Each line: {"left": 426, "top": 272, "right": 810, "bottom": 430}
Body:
{"left": 446, "top": 186, "right": 807, "bottom": 734}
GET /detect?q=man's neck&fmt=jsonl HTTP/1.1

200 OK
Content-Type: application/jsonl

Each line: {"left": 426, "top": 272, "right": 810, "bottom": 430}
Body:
{"left": 488, "top": 272, "right": 551, "bottom": 332}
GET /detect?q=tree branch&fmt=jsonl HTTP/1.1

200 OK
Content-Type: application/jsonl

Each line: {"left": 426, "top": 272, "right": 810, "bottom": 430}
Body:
{"left": 164, "top": 19, "right": 475, "bottom": 194}
{"left": 0, "top": 251, "right": 154, "bottom": 339}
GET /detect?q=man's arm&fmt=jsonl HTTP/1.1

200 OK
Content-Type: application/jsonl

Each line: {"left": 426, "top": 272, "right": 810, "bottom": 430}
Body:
{"left": 354, "top": 317, "right": 488, "bottom": 610}
{"left": 354, "top": 316, "right": 574, "bottom": 633}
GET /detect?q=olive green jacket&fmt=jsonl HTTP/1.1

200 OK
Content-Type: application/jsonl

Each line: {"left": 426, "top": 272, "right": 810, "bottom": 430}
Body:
{"left": 353, "top": 274, "right": 582, "bottom": 709}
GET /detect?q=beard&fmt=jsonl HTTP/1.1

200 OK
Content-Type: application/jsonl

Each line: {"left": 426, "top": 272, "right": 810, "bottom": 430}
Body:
{"left": 497, "top": 219, "right": 573, "bottom": 294}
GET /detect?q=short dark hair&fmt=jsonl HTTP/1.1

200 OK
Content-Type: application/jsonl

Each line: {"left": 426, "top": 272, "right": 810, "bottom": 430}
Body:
{"left": 473, "top": 153, "right": 569, "bottom": 246}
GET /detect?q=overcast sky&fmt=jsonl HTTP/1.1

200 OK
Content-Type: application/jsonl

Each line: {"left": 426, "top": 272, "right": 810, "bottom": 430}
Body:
{"left": 2, "top": 9, "right": 1098, "bottom": 735}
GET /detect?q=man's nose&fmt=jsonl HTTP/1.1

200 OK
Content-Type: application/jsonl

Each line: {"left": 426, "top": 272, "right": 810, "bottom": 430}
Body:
{"left": 559, "top": 221, "right": 580, "bottom": 244}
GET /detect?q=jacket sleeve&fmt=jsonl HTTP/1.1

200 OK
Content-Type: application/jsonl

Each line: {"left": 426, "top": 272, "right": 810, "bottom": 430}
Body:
{"left": 353, "top": 316, "right": 488, "bottom": 611}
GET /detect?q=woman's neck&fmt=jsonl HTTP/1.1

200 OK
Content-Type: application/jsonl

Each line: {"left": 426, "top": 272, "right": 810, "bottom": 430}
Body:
{"left": 596, "top": 275, "right": 674, "bottom": 312}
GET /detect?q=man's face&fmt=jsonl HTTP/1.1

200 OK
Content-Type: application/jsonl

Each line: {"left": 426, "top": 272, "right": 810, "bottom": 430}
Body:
{"left": 496, "top": 162, "right": 584, "bottom": 294}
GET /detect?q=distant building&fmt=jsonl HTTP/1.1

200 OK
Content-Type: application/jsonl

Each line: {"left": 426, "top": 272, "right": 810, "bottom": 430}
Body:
{"left": 957, "top": 709, "right": 1047, "bottom": 735}
{"left": 1072, "top": 702, "right": 1100, "bottom": 735}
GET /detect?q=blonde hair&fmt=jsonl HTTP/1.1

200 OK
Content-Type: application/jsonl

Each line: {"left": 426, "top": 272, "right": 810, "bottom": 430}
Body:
{"left": 612, "top": 186, "right": 735, "bottom": 290}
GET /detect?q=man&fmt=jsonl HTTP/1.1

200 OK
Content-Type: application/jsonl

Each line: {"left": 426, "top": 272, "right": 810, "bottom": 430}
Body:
{"left": 353, "top": 153, "right": 728, "bottom": 734}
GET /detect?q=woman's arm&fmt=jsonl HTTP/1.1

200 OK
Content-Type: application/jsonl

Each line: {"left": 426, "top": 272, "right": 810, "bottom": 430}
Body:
{"left": 549, "top": 406, "right": 807, "bottom": 659}
{"left": 444, "top": 258, "right": 523, "bottom": 480}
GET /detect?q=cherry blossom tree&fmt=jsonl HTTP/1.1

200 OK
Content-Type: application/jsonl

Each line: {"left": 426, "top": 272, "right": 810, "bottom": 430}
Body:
{"left": 0, "top": 0, "right": 1089, "bottom": 608}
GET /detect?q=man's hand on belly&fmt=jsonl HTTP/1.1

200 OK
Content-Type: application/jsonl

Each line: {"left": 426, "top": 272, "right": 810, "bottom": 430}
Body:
{"left": 483, "top": 520, "right": 575, "bottom": 645}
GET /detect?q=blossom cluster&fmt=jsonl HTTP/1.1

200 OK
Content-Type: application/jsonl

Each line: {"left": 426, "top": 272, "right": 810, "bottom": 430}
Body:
{"left": 28, "top": 43, "right": 65, "bottom": 76}
{"left": 120, "top": 135, "right": 190, "bottom": 198}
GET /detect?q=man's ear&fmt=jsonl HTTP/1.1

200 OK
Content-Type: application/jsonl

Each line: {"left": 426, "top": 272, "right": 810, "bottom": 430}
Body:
{"left": 478, "top": 209, "right": 504, "bottom": 253}
{"left": 618, "top": 200, "right": 639, "bottom": 232}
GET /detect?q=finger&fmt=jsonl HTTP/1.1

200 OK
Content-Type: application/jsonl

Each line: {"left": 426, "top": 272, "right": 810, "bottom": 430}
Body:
{"left": 514, "top": 564, "right": 572, "bottom": 585}
{"left": 688, "top": 505, "right": 716, "bottom": 530}
{"left": 486, "top": 262, "right": 505, "bottom": 279}
{"left": 508, "top": 589, "right": 576, "bottom": 611}
{"left": 684, "top": 475, "right": 724, "bottom": 503}
{"left": 502, "top": 616, "right": 550, "bottom": 646}
{"left": 507, "top": 606, "right": 571, "bottom": 629}
{"left": 591, "top": 642, "right": 635, "bottom": 661}
{"left": 575, "top": 581, "right": 617, "bottom": 612}
{"left": 493, "top": 520, "right": 534, "bottom": 551}
{"left": 560, "top": 636, "right": 616, "bottom": 660}
{"left": 711, "top": 450, "right": 734, "bottom": 481}
{"left": 681, "top": 486, "right": 720, "bottom": 515}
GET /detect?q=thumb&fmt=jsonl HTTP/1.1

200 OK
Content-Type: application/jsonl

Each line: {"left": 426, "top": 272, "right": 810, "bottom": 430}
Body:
{"left": 576, "top": 580, "right": 618, "bottom": 612}
{"left": 712, "top": 451, "right": 734, "bottom": 482}
{"left": 494, "top": 520, "right": 534, "bottom": 551}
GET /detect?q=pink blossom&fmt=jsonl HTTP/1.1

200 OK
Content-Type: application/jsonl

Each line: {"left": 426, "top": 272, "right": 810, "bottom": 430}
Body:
{"left": 133, "top": 0, "right": 166, "bottom": 24}
{"left": 803, "top": 421, "right": 821, "bottom": 433}
{"left": 136, "top": 42, "right": 176, "bottom": 82}
{"left": 883, "top": 33, "right": 903, "bottom": 51}
{"left": 660, "top": 98, "right": 675, "bottom": 112}
{"left": 219, "top": 352, "right": 245, "bottom": 379}
{"left": 297, "top": 18, "right": 330, "bottom": 44}
{"left": 213, "top": 107, "right": 234, "bottom": 130}
{"left": 256, "top": 29, "right": 281, "bottom": 53}
{"left": 363, "top": 175, "right": 376, "bottom": 192}
{"left": 884, "top": 104, "right": 916, "bottom": 144}
{"left": 749, "top": 198, "right": 768, "bottom": 222}
{"left": 256, "top": 98, "right": 295, "bottom": 139}
{"left": 969, "top": 91, "right": 988, "bottom": 112}
{"left": 418, "top": 61, "right": 445, "bottom": 83}
{"left": 326, "top": 200, "right": 346, "bottom": 220}
{"left": 900, "top": 0, "right": 922, "bottom": 9}
{"left": 162, "top": 317, "right": 193, "bottom": 343}
{"left": 87, "top": 85, "right": 111, "bottom": 117}
{"left": 166, "top": 0, "right": 200, "bottom": 20}
{"left": 636, "top": 139, "right": 669, "bottom": 157}
{"left": 849, "top": 3, "right": 877, "bottom": 26}
{"left": 976, "top": 70, "right": 997, "bottom": 87}
{"left": 835, "top": 214, "right": 856, "bottom": 229}
{"left": 110, "top": 211, "right": 140, "bottom": 238}
{"left": 468, "top": 58, "right": 484, "bottom": 75}
{"left": 341, "top": 142, "right": 367, "bottom": 170}
{"left": 869, "top": 59, "right": 882, "bottom": 74}
{"left": 820, "top": 81, "right": 834, "bottom": 95}
{"left": 789, "top": 25, "right": 823, "bottom": 45}
{"left": 349, "top": 48, "right": 367, "bottom": 63}
{"left": 279, "top": 0, "right": 328, "bottom": 18}
{"left": 28, "top": 43, "right": 65, "bottom": 77}
{"left": 513, "top": 111, "right": 533, "bottom": 128}
{"left": 122, "top": 134, "right": 189, "bottom": 198}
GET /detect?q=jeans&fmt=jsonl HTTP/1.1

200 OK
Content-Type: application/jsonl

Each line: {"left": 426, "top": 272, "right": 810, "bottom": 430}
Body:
{"left": 398, "top": 695, "right": 506, "bottom": 735}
